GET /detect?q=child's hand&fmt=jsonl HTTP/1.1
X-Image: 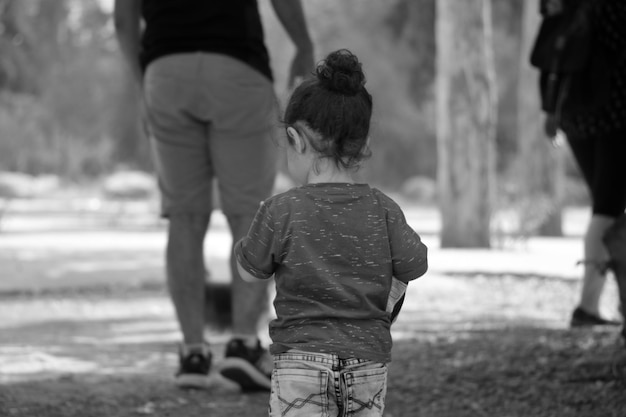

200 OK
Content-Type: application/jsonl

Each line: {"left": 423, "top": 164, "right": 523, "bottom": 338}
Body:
{"left": 387, "top": 278, "right": 407, "bottom": 323}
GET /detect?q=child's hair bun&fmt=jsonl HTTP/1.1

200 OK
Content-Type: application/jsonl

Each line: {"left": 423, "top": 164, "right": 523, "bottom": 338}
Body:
{"left": 316, "top": 49, "right": 365, "bottom": 96}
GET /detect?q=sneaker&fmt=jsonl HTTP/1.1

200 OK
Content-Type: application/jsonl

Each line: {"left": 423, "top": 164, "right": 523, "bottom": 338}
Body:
{"left": 218, "top": 338, "right": 272, "bottom": 392}
{"left": 175, "top": 343, "right": 212, "bottom": 389}
{"left": 570, "top": 307, "right": 621, "bottom": 327}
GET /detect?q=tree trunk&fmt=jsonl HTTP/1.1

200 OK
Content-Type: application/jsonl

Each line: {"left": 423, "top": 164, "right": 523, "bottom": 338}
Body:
{"left": 436, "top": 0, "right": 497, "bottom": 248}
{"left": 517, "top": 0, "right": 565, "bottom": 237}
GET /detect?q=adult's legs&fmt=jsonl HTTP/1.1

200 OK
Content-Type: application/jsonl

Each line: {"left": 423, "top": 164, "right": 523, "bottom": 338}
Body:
{"left": 568, "top": 130, "right": 626, "bottom": 324}
{"left": 603, "top": 215, "right": 626, "bottom": 338}
{"left": 199, "top": 54, "right": 278, "bottom": 390}
{"left": 216, "top": 138, "right": 275, "bottom": 391}
{"left": 578, "top": 214, "right": 614, "bottom": 316}
{"left": 199, "top": 54, "right": 278, "bottom": 338}
{"left": 166, "top": 214, "right": 210, "bottom": 345}
{"left": 165, "top": 215, "right": 214, "bottom": 389}
{"left": 227, "top": 213, "right": 270, "bottom": 335}
{"left": 143, "top": 54, "right": 216, "bottom": 386}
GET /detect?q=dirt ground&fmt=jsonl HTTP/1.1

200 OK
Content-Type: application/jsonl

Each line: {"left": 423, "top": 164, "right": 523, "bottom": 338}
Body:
{"left": 0, "top": 203, "right": 625, "bottom": 416}
{"left": 1, "top": 273, "right": 625, "bottom": 417}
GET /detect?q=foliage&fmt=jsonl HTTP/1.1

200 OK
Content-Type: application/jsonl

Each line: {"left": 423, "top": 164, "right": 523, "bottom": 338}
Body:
{"left": 0, "top": 0, "right": 574, "bottom": 190}
{"left": 0, "top": 0, "right": 149, "bottom": 178}
{"left": 386, "top": 0, "right": 525, "bottom": 174}
{"left": 264, "top": 0, "right": 439, "bottom": 188}
{"left": 384, "top": 0, "right": 436, "bottom": 108}
{"left": 0, "top": 0, "right": 41, "bottom": 93}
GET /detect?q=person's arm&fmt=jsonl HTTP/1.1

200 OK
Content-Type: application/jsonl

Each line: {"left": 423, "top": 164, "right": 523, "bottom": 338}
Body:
{"left": 237, "top": 260, "right": 259, "bottom": 283}
{"left": 233, "top": 201, "right": 278, "bottom": 283}
{"left": 270, "top": 0, "right": 315, "bottom": 87}
{"left": 113, "top": 0, "right": 143, "bottom": 87}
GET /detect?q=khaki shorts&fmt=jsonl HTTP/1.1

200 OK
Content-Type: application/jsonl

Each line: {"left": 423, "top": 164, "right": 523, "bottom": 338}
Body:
{"left": 143, "top": 53, "right": 278, "bottom": 218}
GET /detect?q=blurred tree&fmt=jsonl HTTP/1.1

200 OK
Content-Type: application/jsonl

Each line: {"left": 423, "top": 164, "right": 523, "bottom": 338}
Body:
{"left": 0, "top": 0, "right": 40, "bottom": 93}
{"left": 516, "top": 1, "right": 565, "bottom": 236}
{"left": 262, "top": 0, "right": 438, "bottom": 188}
{"left": 385, "top": 0, "right": 436, "bottom": 108}
{"left": 0, "top": 0, "right": 559, "bottom": 189}
{"left": 437, "top": 0, "right": 497, "bottom": 248}
{"left": 386, "top": 0, "right": 525, "bottom": 177}
{"left": 0, "top": 0, "right": 59, "bottom": 174}
{"left": 491, "top": 0, "right": 523, "bottom": 172}
{"left": 0, "top": 0, "right": 150, "bottom": 177}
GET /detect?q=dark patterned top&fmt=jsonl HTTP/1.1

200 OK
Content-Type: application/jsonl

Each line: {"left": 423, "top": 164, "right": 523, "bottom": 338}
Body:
{"left": 561, "top": 0, "right": 626, "bottom": 139}
{"left": 235, "top": 183, "right": 428, "bottom": 363}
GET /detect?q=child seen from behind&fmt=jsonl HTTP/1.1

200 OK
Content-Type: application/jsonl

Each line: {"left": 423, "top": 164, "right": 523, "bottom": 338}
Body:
{"left": 234, "top": 49, "right": 428, "bottom": 417}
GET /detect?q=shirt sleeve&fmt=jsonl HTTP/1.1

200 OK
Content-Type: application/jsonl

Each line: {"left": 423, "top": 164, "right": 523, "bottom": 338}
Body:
{"left": 234, "top": 200, "right": 277, "bottom": 280}
{"left": 387, "top": 205, "right": 428, "bottom": 283}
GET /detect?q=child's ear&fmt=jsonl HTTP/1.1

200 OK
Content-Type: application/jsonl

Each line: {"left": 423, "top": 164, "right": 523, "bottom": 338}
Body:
{"left": 286, "top": 127, "right": 306, "bottom": 154}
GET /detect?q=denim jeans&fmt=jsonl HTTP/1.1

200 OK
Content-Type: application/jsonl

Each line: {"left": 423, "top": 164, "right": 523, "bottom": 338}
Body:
{"left": 269, "top": 350, "right": 387, "bottom": 417}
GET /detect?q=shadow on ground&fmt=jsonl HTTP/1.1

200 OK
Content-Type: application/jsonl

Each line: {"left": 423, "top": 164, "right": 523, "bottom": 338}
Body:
{"left": 0, "top": 246, "right": 624, "bottom": 417}
{"left": 1, "top": 278, "right": 625, "bottom": 417}
{"left": 1, "top": 326, "right": 624, "bottom": 417}
{"left": 387, "top": 327, "right": 625, "bottom": 417}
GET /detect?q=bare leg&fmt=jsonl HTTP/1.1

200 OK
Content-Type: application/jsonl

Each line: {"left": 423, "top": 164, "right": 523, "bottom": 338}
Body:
{"left": 166, "top": 214, "right": 210, "bottom": 345}
{"left": 604, "top": 217, "right": 626, "bottom": 339}
{"left": 227, "top": 213, "right": 270, "bottom": 336}
{"left": 218, "top": 213, "right": 273, "bottom": 391}
{"left": 578, "top": 214, "right": 615, "bottom": 315}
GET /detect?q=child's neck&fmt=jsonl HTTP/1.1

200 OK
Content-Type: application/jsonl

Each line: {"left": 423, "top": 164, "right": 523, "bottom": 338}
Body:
{"left": 306, "top": 161, "right": 355, "bottom": 184}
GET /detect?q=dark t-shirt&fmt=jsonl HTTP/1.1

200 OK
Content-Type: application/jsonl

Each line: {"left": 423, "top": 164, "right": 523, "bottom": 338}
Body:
{"left": 235, "top": 183, "right": 428, "bottom": 363}
{"left": 140, "top": 0, "right": 272, "bottom": 80}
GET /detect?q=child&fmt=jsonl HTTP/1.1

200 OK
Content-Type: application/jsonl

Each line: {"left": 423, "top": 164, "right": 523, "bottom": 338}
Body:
{"left": 234, "top": 49, "right": 428, "bottom": 416}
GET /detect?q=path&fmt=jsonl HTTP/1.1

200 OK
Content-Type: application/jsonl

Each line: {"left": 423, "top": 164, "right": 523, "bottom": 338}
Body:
{"left": 1, "top": 202, "right": 624, "bottom": 416}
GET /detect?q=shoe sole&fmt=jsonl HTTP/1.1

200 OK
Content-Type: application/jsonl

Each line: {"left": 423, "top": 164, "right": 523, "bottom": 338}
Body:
{"left": 218, "top": 357, "right": 271, "bottom": 392}
{"left": 570, "top": 318, "right": 621, "bottom": 327}
{"left": 175, "top": 373, "right": 211, "bottom": 390}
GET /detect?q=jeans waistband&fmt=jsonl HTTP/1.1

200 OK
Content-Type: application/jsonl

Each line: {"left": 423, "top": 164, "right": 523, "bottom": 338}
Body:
{"left": 274, "top": 350, "right": 371, "bottom": 368}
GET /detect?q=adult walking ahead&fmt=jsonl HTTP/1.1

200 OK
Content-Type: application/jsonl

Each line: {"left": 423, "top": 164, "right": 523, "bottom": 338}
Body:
{"left": 113, "top": 0, "right": 314, "bottom": 391}
{"left": 535, "top": 0, "right": 626, "bottom": 327}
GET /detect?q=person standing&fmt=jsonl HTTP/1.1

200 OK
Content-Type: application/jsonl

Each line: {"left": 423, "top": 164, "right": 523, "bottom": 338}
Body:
{"left": 113, "top": 0, "right": 314, "bottom": 391}
{"left": 538, "top": 0, "right": 626, "bottom": 327}
{"left": 235, "top": 49, "right": 428, "bottom": 415}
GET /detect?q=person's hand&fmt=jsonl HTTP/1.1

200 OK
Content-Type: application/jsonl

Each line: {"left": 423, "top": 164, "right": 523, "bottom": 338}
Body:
{"left": 544, "top": 113, "right": 558, "bottom": 138}
{"left": 544, "top": 0, "right": 564, "bottom": 16}
{"left": 269, "top": 0, "right": 314, "bottom": 88}
{"left": 288, "top": 47, "right": 315, "bottom": 89}
{"left": 544, "top": 113, "right": 564, "bottom": 147}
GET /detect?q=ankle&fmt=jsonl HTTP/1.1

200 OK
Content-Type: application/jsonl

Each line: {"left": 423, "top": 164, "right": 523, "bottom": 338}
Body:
{"left": 577, "top": 259, "right": 610, "bottom": 275}
{"left": 577, "top": 304, "right": 600, "bottom": 315}
{"left": 231, "top": 334, "right": 259, "bottom": 349}
{"left": 181, "top": 342, "right": 210, "bottom": 356}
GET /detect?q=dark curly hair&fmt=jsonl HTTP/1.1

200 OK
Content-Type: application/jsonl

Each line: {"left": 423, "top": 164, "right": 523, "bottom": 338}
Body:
{"left": 284, "top": 49, "right": 373, "bottom": 170}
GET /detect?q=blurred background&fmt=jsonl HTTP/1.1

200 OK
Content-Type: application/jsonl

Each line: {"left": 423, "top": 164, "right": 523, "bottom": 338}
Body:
{"left": 3, "top": 5, "right": 624, "bottom": 409}
{"left": 0, "top": 0, "right": 589, "bottom": 236}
